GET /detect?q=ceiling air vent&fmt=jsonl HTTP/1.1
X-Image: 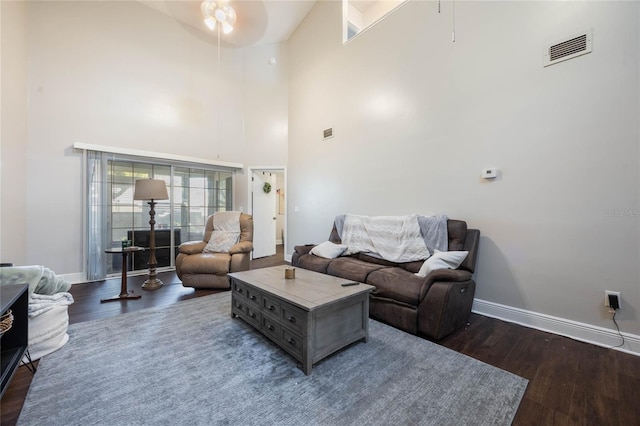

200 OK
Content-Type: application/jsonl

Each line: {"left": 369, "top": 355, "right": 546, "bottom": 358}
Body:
{"left": 323, "top": 128, "right": 334, "bottom": 140}
{"left": 544, "top": 29, "right": 592, "bottom": 67}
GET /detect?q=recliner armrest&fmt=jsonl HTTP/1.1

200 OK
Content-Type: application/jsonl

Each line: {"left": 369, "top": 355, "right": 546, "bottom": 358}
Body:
{"left": 230, "top": 241, "right": 253, "bottom": 255}
{"left": 418, "top": 269, "right": 473, "bottom": 301}
{"left": 179, "top": 241, "right": 207, "bottom": 255}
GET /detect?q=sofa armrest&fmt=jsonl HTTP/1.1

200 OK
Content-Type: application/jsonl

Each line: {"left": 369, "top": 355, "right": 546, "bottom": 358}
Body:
{"left": 179, "top": 241, "right": 207, "bottom": 255}
{"left": 418, "top": 279, "right": 476, "bottom": 340}
{"left": 418, "top": 269, "right": 473, "bottom": 301}
{"left": 230, "top": 241, "right": 253, "bottom": 255}
{"left": 292, "top": 245, "right": 316, "bottom": 267}
{"left": 460, "top": 229, "right": 480, "bottom": 273}
{"left": 294, "top": 244, "right": 315, "bottom": 256}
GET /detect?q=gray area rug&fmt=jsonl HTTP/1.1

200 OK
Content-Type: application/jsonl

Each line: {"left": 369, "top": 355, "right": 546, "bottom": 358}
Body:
{"left": 18, "top": 292, "right": 527, "bottom": 425}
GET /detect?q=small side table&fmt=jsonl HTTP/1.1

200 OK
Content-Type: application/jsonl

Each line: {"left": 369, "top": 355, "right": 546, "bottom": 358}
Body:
{"left": 101, "top": 246, "right": 145, "bottom": 303}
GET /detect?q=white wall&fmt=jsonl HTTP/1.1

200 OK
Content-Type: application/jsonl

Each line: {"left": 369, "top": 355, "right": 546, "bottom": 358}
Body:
{"left": 9, "top": 1, "right": 287, "bottom": 277}
{"left": 288, "top": 1, "right": 640, "bottom": 345}
{"left": 0, "top": 1, "right": 29, "bottom": 265}
{"left": 236, "top": 42, "right": 288, "bottom": 213}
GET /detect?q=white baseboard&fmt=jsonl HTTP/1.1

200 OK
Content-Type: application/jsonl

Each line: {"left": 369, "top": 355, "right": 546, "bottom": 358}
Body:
{"left": 284, "top": 253, "right": 292, "bottom": 263}
{"left": 276, "top": 239, "right": 283, "bottom": 245}
{"left": 472, "top": 299, "right": 640, "bottom": 356}
{"left": 59, "top": 272, "right": 85, "bottom": 285}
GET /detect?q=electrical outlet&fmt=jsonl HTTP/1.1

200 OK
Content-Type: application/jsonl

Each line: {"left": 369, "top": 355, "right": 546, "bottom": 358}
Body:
{"left": 605, "top": 290, "right": 621, "bottom": 310}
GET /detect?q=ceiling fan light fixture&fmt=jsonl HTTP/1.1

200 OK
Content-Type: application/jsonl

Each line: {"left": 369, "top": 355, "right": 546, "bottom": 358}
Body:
{"left": 226, "top": 6, "right": 237, "bottom": 25}
{"left": 201, "top": 0, "right": 237, "bottom": 34}
{"left": 204, "top": 16, "right": 216, "bottom": 30}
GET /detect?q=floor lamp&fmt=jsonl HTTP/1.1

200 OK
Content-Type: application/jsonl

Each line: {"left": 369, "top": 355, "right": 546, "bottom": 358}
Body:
{"left": 133, "top": 179, "right": 169, "bottom": 290}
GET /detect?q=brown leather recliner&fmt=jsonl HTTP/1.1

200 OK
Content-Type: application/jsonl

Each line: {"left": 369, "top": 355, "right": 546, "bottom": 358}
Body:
{"left": 176, "top": 213, "right": 253, "bottom": 289}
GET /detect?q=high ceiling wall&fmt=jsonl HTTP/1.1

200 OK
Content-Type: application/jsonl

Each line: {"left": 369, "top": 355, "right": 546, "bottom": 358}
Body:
{"left": 1, "top": 1, "right": 288, "bottom": 275}
{"left": 287, "top": 0, "right": 640, "bottom": 349}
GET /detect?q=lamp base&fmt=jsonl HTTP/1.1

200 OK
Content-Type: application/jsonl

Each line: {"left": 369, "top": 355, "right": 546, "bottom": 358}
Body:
{"left": 142, "top": 278, "right": 164, "bottom": 291}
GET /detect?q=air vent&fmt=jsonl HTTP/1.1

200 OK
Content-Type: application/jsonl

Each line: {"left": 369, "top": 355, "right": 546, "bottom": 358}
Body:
{"left": 323, "top": 128, "right": 333, "bottom": 140}
{"left": 544, "top": 29, "right": 592, "bottom": 67}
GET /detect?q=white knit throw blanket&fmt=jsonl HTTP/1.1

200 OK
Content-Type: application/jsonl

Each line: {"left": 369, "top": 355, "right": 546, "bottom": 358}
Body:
{"left": 213, "top": 211, "right": 241, "bottom": 232}
{"left": 342, "top": 214, "right": 429, "bottom": 263}
{"left": 28, "top": 292, "right": 74, "bottom": 319}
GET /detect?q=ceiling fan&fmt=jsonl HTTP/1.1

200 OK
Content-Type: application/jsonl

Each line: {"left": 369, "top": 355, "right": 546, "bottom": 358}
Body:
{"left": 201, "top": 0, "right": 237, "bottom": 34}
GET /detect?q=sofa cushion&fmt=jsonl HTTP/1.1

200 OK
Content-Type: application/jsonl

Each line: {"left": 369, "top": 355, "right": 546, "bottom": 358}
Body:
{"left": 326, "top": 257, "right": 390, "bottom": 283}
{"left": 297, "top": 254, "right": 334, "bottom": 273}
{"left": 401, "top": 260, "right": 424, "bottom": 274}
{"left": 366, "top": 268, "right": 426, "bottom": 306}
{"left": 357, "top": 253, "right": 399, "bottom": 267}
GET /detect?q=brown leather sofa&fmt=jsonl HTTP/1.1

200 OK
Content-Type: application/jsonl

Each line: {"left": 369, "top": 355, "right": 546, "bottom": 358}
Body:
{"left": 292, "top": 219, "right": 480, "bottom": 340}
{"left": 176, "top": 213, "right": 253, "bottom": 289}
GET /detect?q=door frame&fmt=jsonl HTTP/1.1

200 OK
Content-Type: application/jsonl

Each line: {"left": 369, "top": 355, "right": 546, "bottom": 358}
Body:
{"left": 247, "top": 166, "right": 287, "bottom": 260}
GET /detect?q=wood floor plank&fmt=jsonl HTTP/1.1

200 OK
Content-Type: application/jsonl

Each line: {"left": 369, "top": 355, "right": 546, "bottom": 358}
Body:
{"left": 437, "top": 314, "right": 496, "bottom": 355}
{"left": 616, "top": 349, "right": 640, "bottom": 379}
{"left": 568, "top": 385, "right": 620, "bottom": 426}
{"left": 500, "top": 328, "right": 551, "bottom": 380}
{"left": 512, "top": 398, "right": 571, "bottom": 426}
{"left": 616, "top": 372, "right": 640, "bottom": 425}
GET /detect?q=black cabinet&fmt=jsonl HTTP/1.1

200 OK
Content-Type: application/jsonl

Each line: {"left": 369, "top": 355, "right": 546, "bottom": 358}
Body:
{"left": 0, "top": 284, "right": 28, "bottom": 398}
{"left": 127, "top": 229, "right": 181, "bottom": 270}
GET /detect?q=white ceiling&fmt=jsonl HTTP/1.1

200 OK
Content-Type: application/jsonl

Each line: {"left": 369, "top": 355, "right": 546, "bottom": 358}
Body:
{"left": 350, "top": 0, "right": 377, "bottom": 13}
{"left": 138, "top": 0, "right": 317, "bottom": 47}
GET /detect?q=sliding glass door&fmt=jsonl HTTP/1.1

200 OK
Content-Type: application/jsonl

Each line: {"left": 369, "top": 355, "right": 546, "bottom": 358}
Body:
{"left": 87, "top": 153, "right": 233, "bottom": 280}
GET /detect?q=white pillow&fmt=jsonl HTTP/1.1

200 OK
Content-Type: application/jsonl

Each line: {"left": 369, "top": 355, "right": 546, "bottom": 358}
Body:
{"left": 310, "top": 241, "right": 348, "bottom": 259}
{"left": 203, "top": 230, "right": 240, "bottom": 253}
{"left": 415, "top": 249, "right": 468, "bottom": 278}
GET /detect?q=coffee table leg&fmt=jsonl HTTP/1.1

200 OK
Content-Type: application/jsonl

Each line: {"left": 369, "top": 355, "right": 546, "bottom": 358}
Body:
{"left": 302, "top": 360, "right": 312, "bottom": 375}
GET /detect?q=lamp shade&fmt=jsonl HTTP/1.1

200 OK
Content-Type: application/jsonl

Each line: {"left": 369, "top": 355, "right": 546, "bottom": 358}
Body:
{"left": 133, "top": 179, "right": 169, "bottom": 201}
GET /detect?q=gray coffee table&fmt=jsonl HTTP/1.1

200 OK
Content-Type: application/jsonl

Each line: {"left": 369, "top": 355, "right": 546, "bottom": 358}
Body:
{"left": 229, "top": 265, "right": 375, "bottom": 374}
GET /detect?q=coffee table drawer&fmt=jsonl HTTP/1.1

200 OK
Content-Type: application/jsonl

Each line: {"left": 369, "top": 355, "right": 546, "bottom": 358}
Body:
{"left": 261, "top": 315, "right": 281, "bottom": 340}
{"left": 246, "top": 305, "right": 261, "bottom": 327}
{"left": 246, "top": 288, "right": 261, "bottom": 307}
{"left": 282, "top": 329, "right": 303, "bottom": 359}
{"left": 232, "top": 295, "right": 245, "bottom": 313}
{"left": 262, "top": 294, "right": 281, "bottom": 318}
{"left": 281, "top": 304, "right": 306, "bottom": 334}
{"left": 232, "top": 280, "right": 248, "bottom": 298}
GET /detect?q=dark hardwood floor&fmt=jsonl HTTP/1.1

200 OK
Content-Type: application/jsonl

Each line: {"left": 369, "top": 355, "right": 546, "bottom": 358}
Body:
{"left": 2, "top": 245, "right": 639, "bottom": 425}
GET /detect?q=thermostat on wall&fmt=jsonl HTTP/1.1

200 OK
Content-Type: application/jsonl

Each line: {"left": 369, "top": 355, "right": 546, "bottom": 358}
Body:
{"left": 482, "top": 168, "right": 498, "bottom": 179}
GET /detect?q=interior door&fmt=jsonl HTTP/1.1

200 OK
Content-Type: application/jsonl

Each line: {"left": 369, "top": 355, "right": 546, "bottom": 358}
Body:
{"left": 251, "top": 171, "right": 277, "bottom": 258}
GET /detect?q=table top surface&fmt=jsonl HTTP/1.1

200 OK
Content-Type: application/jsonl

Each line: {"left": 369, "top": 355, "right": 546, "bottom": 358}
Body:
{"left": 229, "top": 265, "right": 375, "bottom": 311}
{"left": 1, "top": 283, "right": 28, "bottom": 311}
{"left": 105, "top": 246, "right": 145, "bottom": 254}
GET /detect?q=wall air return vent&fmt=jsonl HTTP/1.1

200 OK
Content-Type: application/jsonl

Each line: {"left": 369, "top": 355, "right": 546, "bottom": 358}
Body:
{"left": 544, "top": 29, "right": 592, "bottom": 67}
{"left": 323, "top": 128, "right": 334, "bottom": 140}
